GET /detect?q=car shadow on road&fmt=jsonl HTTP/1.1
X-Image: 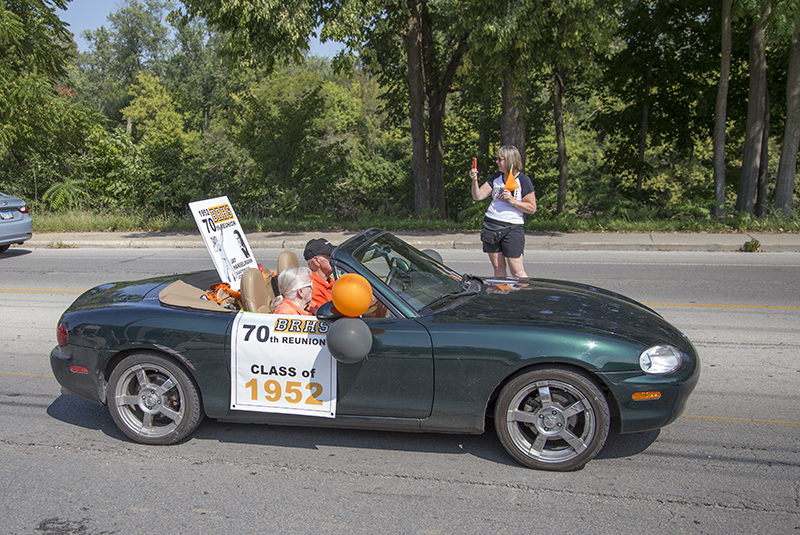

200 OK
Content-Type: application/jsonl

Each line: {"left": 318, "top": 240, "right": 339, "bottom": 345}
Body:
{"left": 195, "top": 417, "right": 522, "bottom": 467}
{"left": 0, "top": 248, "right": 32, "bottom": 258}
{"left": 47, "top": 394, "right": 119, "bottom": 434}
{"left": 48, "top": 394, "right": 661, "bottom": 469}
{"left": 596, "top": 427, "right": 660, "bottom": 460}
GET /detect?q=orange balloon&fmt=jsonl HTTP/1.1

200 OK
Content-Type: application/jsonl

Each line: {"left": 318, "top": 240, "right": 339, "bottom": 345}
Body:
{"left": 332, "top": 273, "right": 373, "bottom": 317}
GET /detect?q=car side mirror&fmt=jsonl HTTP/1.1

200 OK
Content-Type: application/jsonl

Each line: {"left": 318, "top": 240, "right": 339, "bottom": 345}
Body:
{"left": 316, "top": 301, "right": 342, "bottom": 321}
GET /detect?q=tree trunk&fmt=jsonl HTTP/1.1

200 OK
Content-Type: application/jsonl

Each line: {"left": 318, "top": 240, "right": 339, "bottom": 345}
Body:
{"left": 554, "top": 67, "right": 570, "bottom": 213}
{"left": 404, "top": 0, "right": 429, "bottom": 215}
{"left": 427, "top": 88, "right": 447, "bottom": 215}
{"left": 404, "top": 0, "right": 467, "bottom": 217}
{"left": 775, "top": 23, "right": 800, "bottom": 215}
{"left": 756, "top": 89, "right": 770, "bottom": 218}
{"left": 636, "top": 92, "right": 651, "bottom": 199}
{"left": 478, "top": 98, "right": 490, "bottom": 166}
{"left": 420, "top": 4, "right": 468, "bottom": 217}
{"left": 737, "top": 3, "right": 771, "bottom": 214}
{"left": 501, "top": 69, "right": 527, "bottom": 166}
{"left": 713, "top": 0, "right": 732, "bottom": 217}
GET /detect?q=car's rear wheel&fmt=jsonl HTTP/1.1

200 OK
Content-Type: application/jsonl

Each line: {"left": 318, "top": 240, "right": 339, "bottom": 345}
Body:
{"left": 0, "top": 245, "right": 9, "bottom": 253}
{"left": 107, "top": 352, "right": 203, "bottom": 445}
{"left": 495, "top": 367, "right": 609, "bottom": 471}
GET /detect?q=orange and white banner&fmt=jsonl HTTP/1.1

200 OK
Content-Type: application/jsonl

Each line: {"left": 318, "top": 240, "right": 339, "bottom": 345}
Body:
{"left": 230, "top": 312, "right": 337, "bottom": 418}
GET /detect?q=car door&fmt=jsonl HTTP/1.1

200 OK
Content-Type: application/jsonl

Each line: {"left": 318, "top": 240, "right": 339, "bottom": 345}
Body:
{"left": 335, "top": 315, "right": 433, "bottom": 419}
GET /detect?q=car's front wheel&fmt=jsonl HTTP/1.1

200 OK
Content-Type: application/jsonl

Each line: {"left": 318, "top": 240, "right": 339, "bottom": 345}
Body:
{"left": 107, "top": 352, "right": 203, "bottom": 445}
{"left": 495, "top": 367, "right": 610, "bottom": 471}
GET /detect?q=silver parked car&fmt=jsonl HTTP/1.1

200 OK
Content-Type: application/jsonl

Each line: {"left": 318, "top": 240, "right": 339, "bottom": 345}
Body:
{"left": 0, "top": 193, "right": 33, "bottom": 253}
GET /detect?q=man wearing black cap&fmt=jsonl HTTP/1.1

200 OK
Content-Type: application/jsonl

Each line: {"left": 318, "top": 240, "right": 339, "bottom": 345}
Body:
{"left": 303, "top": 238, "right": 336, "bottom": 313}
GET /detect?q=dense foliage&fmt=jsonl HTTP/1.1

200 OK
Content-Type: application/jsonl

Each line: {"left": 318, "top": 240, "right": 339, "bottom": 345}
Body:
{"left": 1, "top": 0, "right": 798, "bottom": 232}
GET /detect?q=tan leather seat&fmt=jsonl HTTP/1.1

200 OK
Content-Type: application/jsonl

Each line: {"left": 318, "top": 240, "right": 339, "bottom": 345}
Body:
{"left": 240, "top": 268, "right": 275, "bottom": 313}
{"left": 277, "top": 250, "right": 299, "bottom": 274}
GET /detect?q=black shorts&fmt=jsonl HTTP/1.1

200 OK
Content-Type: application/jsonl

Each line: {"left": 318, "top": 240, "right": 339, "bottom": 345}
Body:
{"left": 482, "top": 220, "right": 525, "bottom": 258}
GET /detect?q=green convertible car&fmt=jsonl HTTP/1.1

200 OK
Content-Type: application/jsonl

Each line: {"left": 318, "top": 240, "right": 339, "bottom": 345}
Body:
{"left": 51, "top": 229, "right": 699, "bottom": 471}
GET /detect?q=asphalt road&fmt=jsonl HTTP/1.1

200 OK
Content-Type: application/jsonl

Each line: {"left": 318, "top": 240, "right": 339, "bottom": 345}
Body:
{"left": 1, "top": 247, "right": 799, "bottom": 534}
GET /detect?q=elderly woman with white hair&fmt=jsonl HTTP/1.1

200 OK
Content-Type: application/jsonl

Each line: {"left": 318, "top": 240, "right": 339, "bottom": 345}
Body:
{"left": 270, "top": 266, "right": 314, "bottom": 315}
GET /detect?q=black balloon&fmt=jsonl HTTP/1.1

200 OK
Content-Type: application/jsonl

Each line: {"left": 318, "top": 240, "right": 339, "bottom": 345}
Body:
{"left": 421, "top": 249, "right": 442, "bottom": 263}
{"left": 327, "top": 318, "right": 373, "bottom": 363}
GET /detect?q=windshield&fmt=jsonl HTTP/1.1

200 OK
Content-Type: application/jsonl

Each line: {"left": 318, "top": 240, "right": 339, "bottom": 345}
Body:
{"left": 350, "top": 233, "right": 468, "bottom": 312}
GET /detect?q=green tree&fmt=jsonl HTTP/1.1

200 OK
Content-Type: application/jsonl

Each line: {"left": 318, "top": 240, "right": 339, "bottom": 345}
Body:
{"left": 229, "top": 62, "right": 411, "bottom": 220}
{"left": 541, "top": 0, "right": 617, "bottom": 213}
{"left": 74, "top": 0, "right": 174, "bottom": 124}
{"left": 163, "top": 15, "right": 260, "bottom": 135}
{"left": 81, "top": 125, "right": 148, "bottom": 211}
{"left": 109, "top": 0, "right": 174, "bottom": 84}
{"left": 598, "top": 0, "right": 719, "bottom": 205}
{"left": 348, "top": 0, "right": 471, "bottom": 216}
{"left": 181, "top": 0, "right": 472, "bottom": 217}
{"left": 0, "top": 0, "right": 73, "bottom": 150}
{"left": 179, "top": 0, "right": 318, "bottom": 71}
{"left": 121, "top": 72, "right": 200, "bottom": 217}
{"left": 122, "top": 72, "right": 190, "bottom": 142}
{"left": 73, "top": 26, "right": 127, "bottom": 118}
{"left": 474, "top": 0, "right": 617, "bottom": 213}
{"left": 164, "top": 15, "right": 226, "bottom": 132}
{"left": 0, "top": 0, "right": 105, "bottom": 208}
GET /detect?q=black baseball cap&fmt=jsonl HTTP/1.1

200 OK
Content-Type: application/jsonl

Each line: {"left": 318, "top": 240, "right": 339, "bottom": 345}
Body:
{"left": 304, "top": 238, "right": 336, "bottom": 260}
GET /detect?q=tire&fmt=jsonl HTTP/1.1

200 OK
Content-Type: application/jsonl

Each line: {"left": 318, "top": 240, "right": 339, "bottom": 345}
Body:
{"left": 494, "top": 367, "right": 610, "bottom": 471}
{"left": 0, "top": 245, "right": 9, "bottom": 253}
{"left": 107, "top": 352, "right": 203, "bottom": 445}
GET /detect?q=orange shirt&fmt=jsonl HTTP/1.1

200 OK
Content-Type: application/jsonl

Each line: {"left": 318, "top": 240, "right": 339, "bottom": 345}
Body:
{"left": 272, "top": 299, "right": 312, "bottom": 316}
{"left": 308, "top": 271, "right": 333, "bottom": 313}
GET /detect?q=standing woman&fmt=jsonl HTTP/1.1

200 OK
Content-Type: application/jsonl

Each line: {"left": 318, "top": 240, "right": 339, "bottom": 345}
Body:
{"left": 470, "top": 145, "right": 537, "bottom": 277}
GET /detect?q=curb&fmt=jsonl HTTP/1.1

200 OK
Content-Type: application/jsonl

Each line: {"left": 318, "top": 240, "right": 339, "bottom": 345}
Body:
{"left": 22, "top": 231, "right": 800, "bottom": 253}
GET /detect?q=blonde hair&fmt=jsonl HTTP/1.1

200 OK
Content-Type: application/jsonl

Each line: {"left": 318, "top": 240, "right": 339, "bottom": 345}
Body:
{"left": 498, "top": 145, "right": 523, "bottom": 175}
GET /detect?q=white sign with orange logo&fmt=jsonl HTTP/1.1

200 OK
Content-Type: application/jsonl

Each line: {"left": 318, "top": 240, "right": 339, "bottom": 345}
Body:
{"left": 230, "top": 312, "right": 337, "bottom": 418}
{"left": 189, "top": 196, "right": 256, "bottom": 291}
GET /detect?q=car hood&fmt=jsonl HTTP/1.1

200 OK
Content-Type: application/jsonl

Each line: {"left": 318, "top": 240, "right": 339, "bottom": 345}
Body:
{"left": 444, "top": 278, "right": 688, "bottom": 347}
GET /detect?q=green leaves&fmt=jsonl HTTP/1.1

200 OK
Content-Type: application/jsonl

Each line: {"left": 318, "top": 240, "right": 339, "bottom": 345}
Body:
{"left": 0, "top": 0, "right": 75, "bottom": 151}
{"left": 122, "top": 72, "right": 189, "bottom": 143}
{"left": 43, "top": 177, "right": 87, "bottom": 211}
{"left": 180, "top": 0, "right": 319, "bottom": 71}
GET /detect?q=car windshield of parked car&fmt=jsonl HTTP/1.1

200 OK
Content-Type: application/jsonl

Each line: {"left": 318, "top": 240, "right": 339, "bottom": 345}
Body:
{"left": 351, "top": 233, "right": 470, "bottom": 312}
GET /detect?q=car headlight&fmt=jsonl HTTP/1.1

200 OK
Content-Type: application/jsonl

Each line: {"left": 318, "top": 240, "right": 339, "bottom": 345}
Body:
{"left": 639, "top": 345, "right": 683, "bottom": 374}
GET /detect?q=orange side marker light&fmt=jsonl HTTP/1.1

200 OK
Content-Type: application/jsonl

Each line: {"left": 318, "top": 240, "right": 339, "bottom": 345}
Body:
{"left": 632, "top": 391, "right": 662, "bottom": 401}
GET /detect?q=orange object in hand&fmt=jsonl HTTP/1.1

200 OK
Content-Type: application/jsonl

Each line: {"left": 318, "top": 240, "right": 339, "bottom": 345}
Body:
{"left": 504, "top": 166, "right": 519, "bottom": 191}
{"left": 471, "top": 157, "right": 477, "bottom": 169}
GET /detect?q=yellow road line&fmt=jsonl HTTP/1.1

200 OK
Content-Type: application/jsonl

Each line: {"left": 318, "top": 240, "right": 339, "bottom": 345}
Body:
{"left": 2, "top": 371, "right": 55, "bottom": 378}
{"left": 644, "top": 302, "right": 800, "bottom": 310}
{"left": 682, "top": 414, "right": 800, "bottom": 427}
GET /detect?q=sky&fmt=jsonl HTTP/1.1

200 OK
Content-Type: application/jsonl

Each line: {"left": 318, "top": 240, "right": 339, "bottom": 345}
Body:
{"left": 56, "top": 0, "right": 341, "bottom": 56}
